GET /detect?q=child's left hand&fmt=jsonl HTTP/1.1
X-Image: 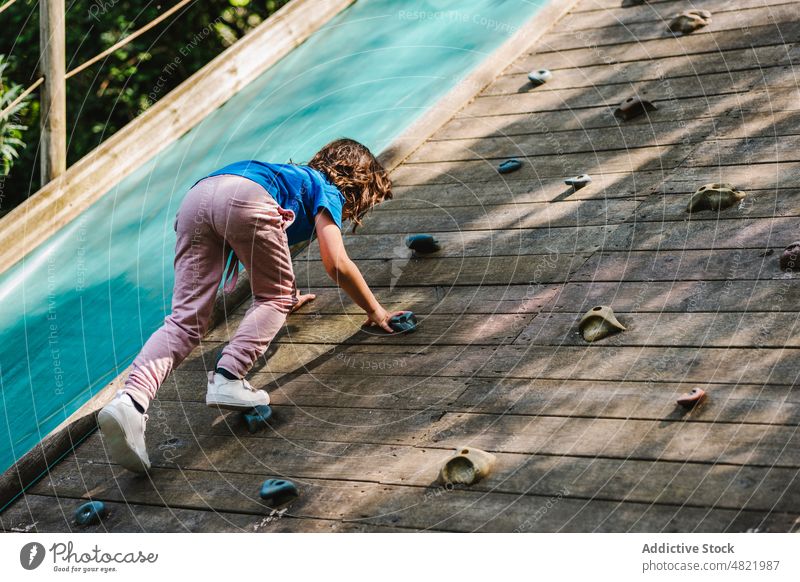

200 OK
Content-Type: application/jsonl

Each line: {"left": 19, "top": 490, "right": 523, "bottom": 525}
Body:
{"left": 291, "top": 288, "right": 316, "bottom": 313}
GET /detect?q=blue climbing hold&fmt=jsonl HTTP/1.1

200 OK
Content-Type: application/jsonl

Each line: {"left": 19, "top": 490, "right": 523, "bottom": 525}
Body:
{"left": 497, "top": 159, "right": 523, "bottom": 174}
{"left": 74, "top": 501, "right": 107, "bottom": 526}
{"left": 260, "top": 478, "right": 299, "bottom": 506}
{"left": 405, "top": 234, "right": 441, "bottom": 254}
{"left": 243, "top": 404, "right": 273, "bottom": 434}
{"left": 389, "top": 311, "right": 418, "bottom": 333}
{"left": 527, "top": 68, "right": 552, "bottom": 86}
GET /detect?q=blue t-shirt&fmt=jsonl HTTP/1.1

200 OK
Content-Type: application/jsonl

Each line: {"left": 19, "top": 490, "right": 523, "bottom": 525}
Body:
{"left": 205, "top": 161, "right": 345, "bottom": 247}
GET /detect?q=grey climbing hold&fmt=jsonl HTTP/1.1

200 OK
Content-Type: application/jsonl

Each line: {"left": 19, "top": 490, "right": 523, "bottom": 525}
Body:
{"left": 527, "top": 68, "right": 552, "bottom": 86}
{"left": 669, "top": 10, "right": 711, "bottom": 34}
{"left": 439, "top": 446, "right": 496, "bottom": 486}
{"left": 677, "top": 388, "right": 706, "bottom": 408}
{"left": 74, "top": 501, "right": 108, "bottom": 526}
{"left": 498, "top": 159, "right": 523, "bottom": 174}
{"left": 406, "top": 234, "right": 441, "bottom": 254}
{"left": 243, "top": 404, "right": 273, "bottom": 434}
{"left": 579, "top": 306, "right": 626, "bottom": 342}
{"left": 780, "top": 241, "right": 800, "bottom": 271}
{"left": 686, "top": 183, "right": 746, "bottom": 213}
{"left": 615, "top": 96, "right": 657, "bottom": 121}
{"left": 389, "top": 311, "right": 418, "bottom": 333}
{"left": 564, "top": 174, "right": 592, "bottom": 190}
{"left": 260, "top": 478, "right": 299, "bottom": 506}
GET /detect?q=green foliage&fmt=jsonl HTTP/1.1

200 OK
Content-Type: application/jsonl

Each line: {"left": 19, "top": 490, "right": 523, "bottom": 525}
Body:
{"left": 0, "top": 0, "right": 289, "bottom": 209}
{"left": 0, "top": 55, "right": 31, "bottom": 177}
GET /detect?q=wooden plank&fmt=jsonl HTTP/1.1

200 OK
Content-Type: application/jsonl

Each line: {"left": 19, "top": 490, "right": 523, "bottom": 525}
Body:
{"left": 208, "top": 313, "right": 533, "bottom": 346}
{"left": 293, "top": 252, "right": 591, "bottom": 287}
{"left": 646, "top": 161, "right": 800, "bottom": 194}
{"left": 488, "top": 43, "right": 797, "bottom": 95}
{"left": 634, "top": 188, "right": 800, "bottom": 222}
{"left": 391, "top": 145, "right": 694, "bottom": 186}
{"left": 686, "top": 134, "right": 800, "bottom": 166}
{"left": 516, "top": 311, "right": 800, "bottom": 348}
{"left": 549, "top": 280, "right": 800, "bottom": 313}
{"left": 311, "top": 226, "right": 615, "bottom": 260}
{"left": 464, "top": 69, "right": 771, "bottom": 118}
{"left": 385, "top": 170, "right": 663, "bottom": 207}
{"left": 487, "top": 344, "right": 800, "bottom": 385}
{"left": 0, "top": 493, "right": 273, "bottom": 533}
{"left": 519, "top": 22, "right": 800, "bottom": 70}
{"left": 69, "top": 433, "right": 800, "bottom": 512}
{"left": 425, "top": 412, "right": 800, "bottom": 467}
{"left": 603, "top": 216, "right": 799, "bottom": 251}
{"left": 436, "top": 88, "right": 799, "bottom": 140}
{"left": 564, "top": 0, "right": 797, "bottom": 30}
{"left": 409, "top": 119, "right": 718, "bottom": 164}
{"left": 359, "top": 199, "right": 640, "bottom": 232}
{"left": 572, "top": 248, "right": 795, "bottom": 281}
{"left": 26, "top": 456, "right": 796, "bottom": 532}
{"left": 540, "top": 4, "right": 800, "bottom": 53}
{"left": 288, "top": 284, "right": 562, "bottom": 315}
{"left": 457, "top": 377, "right": 800, "bottom": 425}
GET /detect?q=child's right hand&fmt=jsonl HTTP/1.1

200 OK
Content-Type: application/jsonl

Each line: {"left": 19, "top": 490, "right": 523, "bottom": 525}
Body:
{"left": 363, "top": 307, "right": 405, "bottom": 333}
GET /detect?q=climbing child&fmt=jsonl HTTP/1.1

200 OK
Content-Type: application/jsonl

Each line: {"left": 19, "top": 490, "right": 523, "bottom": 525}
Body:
{"left": 98, "top": 138, "right": 399, "bottom": 473}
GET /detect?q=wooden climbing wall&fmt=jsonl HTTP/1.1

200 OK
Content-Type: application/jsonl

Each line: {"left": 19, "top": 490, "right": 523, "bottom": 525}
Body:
{"left": 2, "top": 0, "right": 799, "bottom": 532}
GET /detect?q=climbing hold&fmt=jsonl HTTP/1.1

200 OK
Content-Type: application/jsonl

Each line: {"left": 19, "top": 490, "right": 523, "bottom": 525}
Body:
{"left": 74, "top": 501, "right": 108, "bottom": 527}
{"left": 780, "top": 241, "right": 800, "bottom": 271}
{"left": 669, "top": 10, "right": 711, "bottom": 34}
{"left": 686, "top": 183, "right": 746, "bottom": 213}
{"left": 439, "top": 446, "right": 496, "bottom": 486}
{"left": 614, "top": 96, "right": 657, "bottom": 121}
{"left": 497, "top": 159, "right": 523, "bottom": 174}
{"left": 564, "top": 174, "right": 592, "bottom": 190}
{"left": 389, "top": 311, "right": 418, "bottom": 333}
{"left": 260, "top": 478, "right": 299, "bottom": 506}
{"left": 579, "top": 306, "right": 626, "bottom": 342}
{"left": 527, "top": 68, "right": 552, "bottom": 86}
{"left": 677, "top": 388, "right": 706, "bottom": 408}
{"left": 406, "top": 233, "right": 441, "bottom": 254}
{"left": 243, "top": 404, "right": 273, "bottom": 434}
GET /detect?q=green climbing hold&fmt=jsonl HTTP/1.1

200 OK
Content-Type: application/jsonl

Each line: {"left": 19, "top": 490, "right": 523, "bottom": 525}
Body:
{"left": 243, "top": 404, "right": 273, "bottom": 434}
{"left": 389, "top": 311, "right": 418, "bottom": 333}
{"left": 74, "top": 501, "right": 108, "bottom": 526}
{"left": 579, "top": 306, "right": 626, "bottom": 342}
{"left": 406, "top": 234, "right": 441, "bottom": 254}
{"left": 686, "top": 183, "right": 746, "bottom": 213}
{"left": 615, "top": 96, "right": 657, "bottom": 121}
{"left": 780, "top": 241, "right": 800, "bottom": 271}
{"left": 260, "top": 478, "right": 299, "bottom": 506}
{"left": 439, "top": 446, "right": 496, "bottom": 486}
{"left": 497, "top": 159, "right": 523, "bottom": 174}
{"left": 669, "top": 10, "right": 711, "bottom": 34}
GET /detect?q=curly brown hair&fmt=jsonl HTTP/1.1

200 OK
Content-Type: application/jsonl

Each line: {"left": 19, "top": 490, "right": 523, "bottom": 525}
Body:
{"left": 308, "top": 138, "right": 392, "bottom": 231}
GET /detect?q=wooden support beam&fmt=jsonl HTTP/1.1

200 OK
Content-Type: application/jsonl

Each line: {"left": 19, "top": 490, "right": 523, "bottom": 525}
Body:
{"left": 39, "top": 0, "right": 67, "bottom": 185}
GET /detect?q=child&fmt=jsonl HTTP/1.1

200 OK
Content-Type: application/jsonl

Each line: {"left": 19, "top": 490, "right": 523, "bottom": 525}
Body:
{"left": 98, "top": 138, "right": 400, "bottom": 473}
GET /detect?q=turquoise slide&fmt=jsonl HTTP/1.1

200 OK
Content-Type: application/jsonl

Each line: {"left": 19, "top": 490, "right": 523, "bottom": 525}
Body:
{"left": 0, "top": 0, "right": 547, "bottom": 475}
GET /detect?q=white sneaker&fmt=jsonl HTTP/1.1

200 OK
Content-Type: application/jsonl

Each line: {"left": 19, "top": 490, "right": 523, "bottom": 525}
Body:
{"left": 206, "top": 372, "right": 269, "bottom": 410}
{"left": 98, "top": 391, "right": 151, "bottom": 474}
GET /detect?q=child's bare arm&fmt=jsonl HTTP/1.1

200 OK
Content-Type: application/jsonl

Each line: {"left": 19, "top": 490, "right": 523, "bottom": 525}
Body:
{"left": 315, "top": 210, "right": 398, "bottom": 332}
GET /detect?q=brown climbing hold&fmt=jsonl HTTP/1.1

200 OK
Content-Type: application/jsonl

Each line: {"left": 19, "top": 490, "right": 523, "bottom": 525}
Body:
{"left": 669, "top": 10, "right": 712, "bottom": 34}
{"left": 780, "top": 241, "right": 800, "bottom": 271}
{"left": 614, "top": 96, "right": 657, "bottom": 121}
{"left": 579, "top": 306, "right": 626, "bottom": 342}
{"left": 677, "top": 388, "right": 706, "bottom": 408}
{"left": 686, "top": 183, "right": 746, "bottom": 213}
{"left": 439, "top": 446, "right": 496, "bottom": 486}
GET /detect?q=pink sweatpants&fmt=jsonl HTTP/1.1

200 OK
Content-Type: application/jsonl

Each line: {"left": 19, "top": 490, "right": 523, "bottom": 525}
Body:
{"left": 123, "top": 175, "right": 297, "bottom": 411}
